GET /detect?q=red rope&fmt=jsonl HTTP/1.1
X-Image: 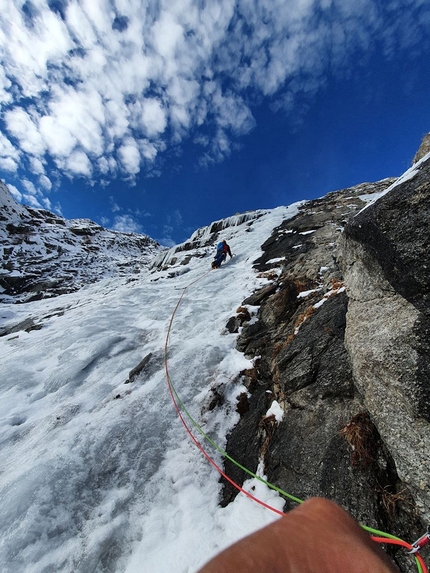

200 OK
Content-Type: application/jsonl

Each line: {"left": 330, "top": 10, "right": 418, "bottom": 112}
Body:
{"left": 165, "top": 273, "right": 428, "bottom": 573}
{"left": 165, "top": 350, "right": 284, "bottom": 517}
{"left": 164, "top": 272, "right": 284, "bottom": 516}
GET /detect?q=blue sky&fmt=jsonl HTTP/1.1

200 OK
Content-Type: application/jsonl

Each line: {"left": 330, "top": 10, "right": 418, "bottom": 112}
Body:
{"left": 1, "top": 0, "right": 430, "bottom": 245}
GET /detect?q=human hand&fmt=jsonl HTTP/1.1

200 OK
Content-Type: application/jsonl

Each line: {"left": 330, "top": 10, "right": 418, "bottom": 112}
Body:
{"left": 197, "top": 497, "right": 399, "bottom": 573}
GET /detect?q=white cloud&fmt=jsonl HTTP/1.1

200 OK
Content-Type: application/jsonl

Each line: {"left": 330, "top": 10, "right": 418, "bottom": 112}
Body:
{"left": 0, "top": 132, "right": 20, "bottom": 172}
{"left": 118, "top": 139, "right": 141, "bottom": 174}
{"left": 20, "top": 179, "right": 48, "bottom": 208}
{"left": 7, "top": 184, "right": 22, "bottom": 202}
{"left": 41, "top": 196, "right": 52, "bottom": 210}
{"left": 29, "top": 157, "right": 46, "bottom": 175}
{"left": 4, "top": 108, "right": 46, "bottom": 156}
{"left": 44, "top": 86, "right": 105, "bottom": 157}
{"left": 98, "top": 155, "right": 118, "bottom": 176}
{"left": 39, "top": 175, "right": 52, "bottom": 191}
{"left": 140, "top": 140, "right": 158, "bottom": 162}
{"left": 152, "top": 10, "right": 185, "bottom": 60}
{"left": 33, "top": 6, "right": 74, "bottom": 64}
{"left": 80, "top": 0, "right": 113, "bottom": 38}
{"left": 98, "top": 157, "right": 110, "bottom": 175}
{"left": 111, "top": 214, "right": 142, "bottom": 233}
{"left": 0, "top": 66, "right": 12, "bottom": 105}
{"left": 0, "top": 157, "right": 18, "bottom": 172}
{"left": 198, "top": 127, "right": 232, "bottom": 167}
{"left": 141, "top": 98, "right": 167, "bottom": 137}
{"left": 5, "top": 175, "right": 53, "bottom": 210}
{"left": 65, "top": 150, "right": 93, "bottom": 177}
{"left": 65, "top": 1, "right": 98, "bottom": 49}
{"left": 22, "top": 179, "right": 39, "bottom": 196}
{"left": 105, "top": 99, "right": 130, "bottom": 140}
{"left": 214, "top": 90, "right": 255, "bottom": 135}
{"left": 23, "top": 194, "right": 42, "bottom": 208}
{"left": 39, "top": 115, "right": 77, "bottom": 157}
{"left": 0, "top": 0, "right": 429, "bottom": 191}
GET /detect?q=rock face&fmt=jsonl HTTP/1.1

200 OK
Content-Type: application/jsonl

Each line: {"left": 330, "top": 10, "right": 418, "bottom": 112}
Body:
{"left": 0, "top": 181, "right": 162, "bottom": 302}
{"left": 413, "top": 133, "right": 430, "bottom": 163}
{"left": 341, "top": 156, "right": 430, "bottom": 526}
{"left": 221, "top": 155, "right": 430, "bottom": 571}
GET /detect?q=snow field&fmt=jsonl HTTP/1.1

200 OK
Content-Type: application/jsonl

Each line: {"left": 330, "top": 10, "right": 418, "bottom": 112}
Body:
{"left": 0, "top": 205, "right": 298, "bottom": 573}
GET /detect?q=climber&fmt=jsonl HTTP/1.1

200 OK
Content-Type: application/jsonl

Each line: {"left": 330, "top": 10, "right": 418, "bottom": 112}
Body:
{"left": 198, "top": 498, "right": 398, "bottom": 573}
{"left": 212, "top": 240, "right": 233, "bottom": 269}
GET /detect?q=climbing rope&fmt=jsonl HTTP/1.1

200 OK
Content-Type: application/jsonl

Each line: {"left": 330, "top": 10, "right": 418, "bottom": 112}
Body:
{"left": 164, "top": 270, "right": 428, "bottom": 573}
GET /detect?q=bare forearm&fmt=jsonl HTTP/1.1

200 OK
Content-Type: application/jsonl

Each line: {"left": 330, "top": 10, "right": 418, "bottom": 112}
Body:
{"left": 198, "top": 498, "right": 398, "bottom": 573}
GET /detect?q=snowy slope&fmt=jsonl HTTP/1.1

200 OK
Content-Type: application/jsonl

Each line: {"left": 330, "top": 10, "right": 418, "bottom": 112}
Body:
{"left": 0, "top": 204, "right": 299, "bottom": 573}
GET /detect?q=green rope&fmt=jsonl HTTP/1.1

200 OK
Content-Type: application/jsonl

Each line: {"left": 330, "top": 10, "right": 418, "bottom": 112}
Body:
{"left": 168, "top": 367, "right": 303, "bottom": 505}
{"left": 166, "top": 273, "right": 424, "bottom": 573}
{"left": 361, "top": 525, "right": 402, "bottom": 541}
{"left": 164, "top": 271, "right": 302, "bottom": 505}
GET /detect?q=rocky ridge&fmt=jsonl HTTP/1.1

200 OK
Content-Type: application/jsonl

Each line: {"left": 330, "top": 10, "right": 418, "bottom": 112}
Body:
{"left": 0, "top": 181, "right": 162, "bottom": 303}
{"left": 129, "top": 145, "right": 429, "bottom": 573}
{"left": 215, "top": 148, "right": 430, "bottom": 572}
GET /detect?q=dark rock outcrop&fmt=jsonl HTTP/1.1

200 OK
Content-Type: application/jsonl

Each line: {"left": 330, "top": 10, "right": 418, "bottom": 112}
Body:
{"left": 413, "top": 133, "right": 430, "bottom": 163}
{"left": 220, "top": 156, "right": 430, "bottom": 571}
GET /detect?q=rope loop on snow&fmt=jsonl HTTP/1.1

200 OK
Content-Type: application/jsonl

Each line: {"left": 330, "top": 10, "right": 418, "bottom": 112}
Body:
{"left": 164, "top": 270, "right": 428, "bottom": 573}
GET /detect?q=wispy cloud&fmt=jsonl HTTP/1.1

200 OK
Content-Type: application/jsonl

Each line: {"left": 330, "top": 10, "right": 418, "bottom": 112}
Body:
{"left": 111, "top": 214, "right": 143, "bottom": 234}
{"left": 0, "top": 132, "right": 20, "bottom": 172}
{"left": 109, "top": 197, "right": 121, "bottom": 213}
{"left": 158, "top": 208, "right": 184, "bottom": 245}
{"left": 20, "top": 177, "right": 52, "bottom": 209}
{"left": 0, "top": 0, "right": 429, "bottom": 203}
{"left": 7, "top": 184, "right": 22, "bottom": 203}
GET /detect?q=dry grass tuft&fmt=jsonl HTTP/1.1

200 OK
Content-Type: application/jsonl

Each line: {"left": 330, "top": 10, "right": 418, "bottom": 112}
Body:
{"left": 238, "top": 367, "right": 259, "bottom": 391}
{"left": 236, "top": 306, "right": 251, "bottom": 321}
{"left": 259, "top": 414, "right": 277, "bottom": 457}
{"left": 294, "top": 279, "right": 313, "bottom": 293}
{"left": 295, "top": 305, "right": 316, "bottom": 326}
{"left": 377, "top": 485, "right": 408, "bottom": 518}
{"left": 339, "top": 412, "right": 378, "bottom": 466}
{"left": 330, "top": 278, "right": 345, "bottom": 290}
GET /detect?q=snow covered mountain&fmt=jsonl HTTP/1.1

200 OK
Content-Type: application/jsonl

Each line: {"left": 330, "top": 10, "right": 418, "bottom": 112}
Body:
{"left": 0, "top": 201, "right": 302, "bottom": 573}
{"left": 0, "top": 181, "right": 162, "bottom": 303}
{"left": 1, "top": 143, "right": 430, "bottom": 573}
